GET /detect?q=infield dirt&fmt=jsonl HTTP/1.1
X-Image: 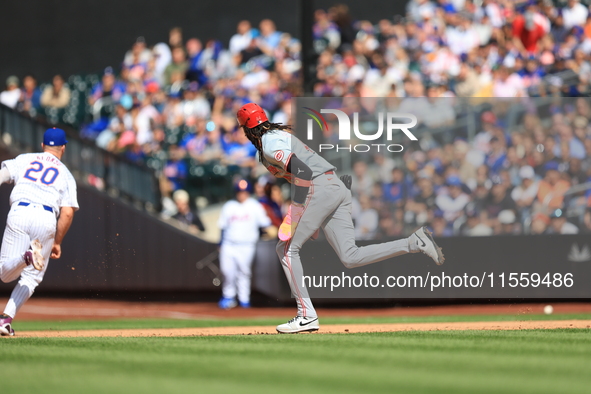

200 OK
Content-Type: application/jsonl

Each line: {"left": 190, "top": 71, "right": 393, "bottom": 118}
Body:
{"left": 9, "top": 319, "right": 591, "bottom": 338}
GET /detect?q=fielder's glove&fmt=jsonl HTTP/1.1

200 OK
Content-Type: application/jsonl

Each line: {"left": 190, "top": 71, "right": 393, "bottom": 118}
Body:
{"left": 340, "top": 175, "right": 352, "bottom": 190}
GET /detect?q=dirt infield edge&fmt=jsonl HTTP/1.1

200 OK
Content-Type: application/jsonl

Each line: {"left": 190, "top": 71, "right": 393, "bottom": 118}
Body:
{"left": 9, "top": 319, "right": 591, "bottom": 338}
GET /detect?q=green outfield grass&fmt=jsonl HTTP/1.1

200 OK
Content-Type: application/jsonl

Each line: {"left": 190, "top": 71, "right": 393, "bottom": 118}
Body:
{"left": 10, "top": 312, "right": 591, "bottom": 331}
{"left": 1, "top": 328, "right": 591, "bottom": 394}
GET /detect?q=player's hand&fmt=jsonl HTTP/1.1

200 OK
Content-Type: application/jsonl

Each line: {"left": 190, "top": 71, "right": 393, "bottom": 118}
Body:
{"left": 340, "top": 175, "right": 352, "bottom": 190}
{"left": 51, "top": 244, "right": 62, "bottom": 259}
{"left": 278, "top": 203, "right": 305, "bottom": 241}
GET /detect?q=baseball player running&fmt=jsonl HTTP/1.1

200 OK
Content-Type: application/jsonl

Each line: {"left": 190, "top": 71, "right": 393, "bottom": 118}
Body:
{"left": 0, "top": 128, "right": 78, "bottom": 336}
{"left": 236, "top": 103, "right": 444, "bottom": 333}
{"left": 218, "top": 179, "right": 274, "bottom": 309}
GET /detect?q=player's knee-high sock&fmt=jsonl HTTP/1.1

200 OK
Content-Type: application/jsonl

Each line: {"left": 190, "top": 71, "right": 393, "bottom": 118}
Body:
{"left": 3, "top": 282, "right": 34, "bottom": 318}
{"left": 0, "top": 255, "right": 27, "bottom": 283}
{"left": 323, "top": 203, "right": 411, "bottom": 268}
{"left": 332, "top": 237, "right": 411, "bottom": 269}
{"left": 277, "top": 240, "right": 317, "bottom": 318}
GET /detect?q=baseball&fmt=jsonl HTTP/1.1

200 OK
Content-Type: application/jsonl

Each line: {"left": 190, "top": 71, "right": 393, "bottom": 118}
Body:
{"left": 544, "top": 305, "right": 553, "bottom": 315}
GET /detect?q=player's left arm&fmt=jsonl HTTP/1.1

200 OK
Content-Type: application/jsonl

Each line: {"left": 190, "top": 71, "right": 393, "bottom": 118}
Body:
{"left": 277, "top": 155, "right": 313, "bottom": 241}
{"left": 286, "top": 155, "right": 312, "bottom": 205}
{"left": 52, "top": 206, "right": 75, "bottom": 259}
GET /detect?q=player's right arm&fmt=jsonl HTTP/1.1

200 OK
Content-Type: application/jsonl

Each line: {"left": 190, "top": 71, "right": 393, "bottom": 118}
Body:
{"left": 0, "top": 167, "right": 12, "bottom": 185}
{"left": 52, "top": 206, "right": 75, "bottom": 259}
{"left": 0, "top": 154, "right": 25, "bottom": 185}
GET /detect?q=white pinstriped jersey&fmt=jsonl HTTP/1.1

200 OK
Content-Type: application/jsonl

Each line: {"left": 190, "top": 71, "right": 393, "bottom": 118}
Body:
{"left": 261, "top": 130, "right": 334, "bottom": 181}
{"left": 2, "top": 152, "right": 79, "bottom": 213}
{"left": 218, "top": 198, "right": 271, "bottom": 244}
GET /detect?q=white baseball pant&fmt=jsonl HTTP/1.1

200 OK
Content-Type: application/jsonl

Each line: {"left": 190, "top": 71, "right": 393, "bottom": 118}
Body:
{"left": 220, "top": 243, "right": 256, "bottom": 303}
{"left": 276, "top": 173, "right": 411, "bottom": 318}
{"left": 0, "top": 203, "right": 56, "bottom": 317}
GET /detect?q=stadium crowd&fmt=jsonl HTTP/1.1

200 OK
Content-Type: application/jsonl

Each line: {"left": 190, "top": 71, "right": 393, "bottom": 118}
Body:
{"left": 2, "top": 0, "right": 591, "bottom": 237}
{"left": 344, "top": 99, "right": 591, "bottom": 239}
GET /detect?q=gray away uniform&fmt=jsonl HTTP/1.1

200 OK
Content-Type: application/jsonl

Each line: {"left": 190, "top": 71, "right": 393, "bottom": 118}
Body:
{"left": 261, "top": 130, "right": 411, "bottom": 317}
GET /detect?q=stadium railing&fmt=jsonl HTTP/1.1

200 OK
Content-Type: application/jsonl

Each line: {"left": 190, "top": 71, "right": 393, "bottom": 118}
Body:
{"left": 0, "top": 103, "right": 161, "bottom": 211}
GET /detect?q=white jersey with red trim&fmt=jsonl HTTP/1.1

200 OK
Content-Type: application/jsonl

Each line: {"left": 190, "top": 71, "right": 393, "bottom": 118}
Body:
{"left": 260, "top": 130, "right": 335, "bottom": 181}
{"left": 1, "top": 152, "right": 79, "bottom": 212}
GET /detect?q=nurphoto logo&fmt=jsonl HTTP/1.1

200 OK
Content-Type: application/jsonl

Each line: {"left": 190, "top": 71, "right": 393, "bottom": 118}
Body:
{"left": 304, "top": 107, "right": 418, "bottom": 153}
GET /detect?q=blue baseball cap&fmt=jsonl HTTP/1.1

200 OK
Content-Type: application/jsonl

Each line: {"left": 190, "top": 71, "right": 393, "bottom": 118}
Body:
{"left": 446, "top": 175, "right": 462, "bottom": 187}
{"left": 43, "top": 127, "right": 68, "bottom": 146}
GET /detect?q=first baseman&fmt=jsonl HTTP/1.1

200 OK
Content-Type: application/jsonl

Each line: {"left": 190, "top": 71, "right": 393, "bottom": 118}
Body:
{"left": 237, "top": 103, "right": 444, "bottom": 333}
{"left": 0, "top": 128, "right": 78, "bottom": 336}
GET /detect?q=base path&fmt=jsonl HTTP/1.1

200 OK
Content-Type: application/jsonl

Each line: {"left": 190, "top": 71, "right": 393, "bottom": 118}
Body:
{"left": 8, "top": 299, "right": 591, "bottom": 321}
{"left": 13, "top": 320, "right": 591, "bottom": 338}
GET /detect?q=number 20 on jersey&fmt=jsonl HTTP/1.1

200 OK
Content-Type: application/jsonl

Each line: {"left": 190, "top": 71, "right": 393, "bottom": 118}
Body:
{"left": 24, "top": 161, "right": 59, "bottom": 185}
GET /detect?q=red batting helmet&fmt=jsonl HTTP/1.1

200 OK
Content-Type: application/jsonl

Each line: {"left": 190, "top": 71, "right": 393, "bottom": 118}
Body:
{"left": 237, "top": 103, "right": 268, "bottom": 128}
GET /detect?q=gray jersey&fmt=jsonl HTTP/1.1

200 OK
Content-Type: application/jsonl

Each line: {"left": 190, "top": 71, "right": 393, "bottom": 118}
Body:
{"left": 261, "top": 130, "right": 335, "bottom": 181}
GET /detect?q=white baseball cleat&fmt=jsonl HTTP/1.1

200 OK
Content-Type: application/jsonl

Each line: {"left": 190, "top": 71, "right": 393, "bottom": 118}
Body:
{"left": 29, "top": 239, "right": 44, "bottom": 271}
{"left": 276, "top": 316, "right": 320, "bottom": 333}
{"left": 409, "top": 226, "right": 445, "bottom": 265}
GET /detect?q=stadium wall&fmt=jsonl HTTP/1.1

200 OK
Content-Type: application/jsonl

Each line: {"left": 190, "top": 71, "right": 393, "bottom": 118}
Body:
{"left": 0, "top": 183, "right": 220, "bottom": 293}
{"left": 0, "top": 0, "right": 407, "bottom": 84}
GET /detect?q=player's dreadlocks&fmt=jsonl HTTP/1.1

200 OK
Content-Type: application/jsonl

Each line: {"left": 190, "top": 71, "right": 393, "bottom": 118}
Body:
{"left": 242, "top": 121, "right": 291, "bottom": 162}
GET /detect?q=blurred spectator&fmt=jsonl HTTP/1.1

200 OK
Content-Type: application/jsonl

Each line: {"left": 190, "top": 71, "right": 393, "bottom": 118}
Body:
{"left": 582, "top": 208, "right": 591, "bottom": 233}
{"left": 172, "top": 189, "right": 205, "bottom": 233}
{"left": 186, "top": 38, "right": 204, "bottom": 83}
{"left": 531, "top": 212, "right": 551, "bottom": 234}
{"left": 562, "top": 0, "right": 588, "bottom": 30}
{"left": 17, "top": 74, "right": 41, "bottom": 114}
{"left": 96, "top": 102, "right": 129, "bottom": 150}
{"left": 222, "top": 128, "right": 257, "bottom": 168}
{"left": 486, "top": 176, "right": 517, "bottom": 222}
{"left": 383, "top": 168, "right": 410, "bottom": 206}
{"left": 313, "top": 9, "right": 341, "bottom": 51}
{"left": 512, "top": 2, "right": 547, "bottom": 54}
{"left": 230, "top": 21, "right": 256, "bottom": 55}
{"left": 354, "top": 194, "right": 379, "bottom": 240}
{"left": 436, "top": 176, "right": 470, "bottom": 222}
{"left": 40, "top": 75, "right": 70, "bottom": 109}
{"left": 258, "top": 181, "right": 284, "bottom": 228}
{"left": 537, "top": 162, "right": 571, "bottom": 209}
{"left": 163, "top": 144, "right": 188, "bottom": 191}
{"left": 124, "top": 37, "right": 151, "bottom": 67}
{"left": 83, "top": 68, "right": 127, "bottom": 139}
{"left": 511, "top": 165, "right": 539, "bottom": 210}
{"left": 498, "top": 209, "right": 519, "bottom": 235}
{"left": 549, "top": 208, "right": 579, "bottom": 234}
{"left": 0, "top": 76, "right": 20, "bottom": 109}
{"left": 153, "top": 43, "right": 172, "bottom": 85}
{"left": 431, "top": 210, "right": 454, "bottom": 237}
{"left": 163, "top": 47, "right": 189, "bottom": 87}
{"left": 461, "top": 208, "right": 494, "bottom": 236}
{"left": 169, "top": 27, "right": 183, "bottom": 48}
{"left": 492, "top": 66, "right": 527, "bottom": 97}
{"left": 89, "top": 67, "right": 125, "bottom": 107}
{"left": 351, "top": 161, "right": 375, "bottom": 197}
{"left": 257, "top": 19, "right": 282, "bottom": 54}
